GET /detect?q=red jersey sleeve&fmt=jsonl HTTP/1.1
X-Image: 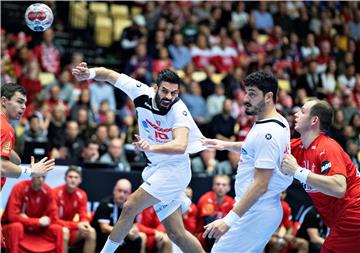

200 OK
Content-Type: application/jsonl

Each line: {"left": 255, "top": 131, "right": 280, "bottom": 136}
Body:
{"left": 183, "top": 203, "right": 198, "bottom": 234}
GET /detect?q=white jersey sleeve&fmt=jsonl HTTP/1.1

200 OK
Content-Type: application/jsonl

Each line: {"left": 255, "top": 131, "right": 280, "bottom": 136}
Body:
{"left": 114, "top": 74, "right": 150, "bottom": 100}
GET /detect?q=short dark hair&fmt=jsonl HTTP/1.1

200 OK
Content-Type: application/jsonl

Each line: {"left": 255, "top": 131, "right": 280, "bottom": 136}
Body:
{"left": 243, "top": 72, "right": 278, "bottom": 103}
{"left": 1, "top": 83, "right": 27, "bottom": 99}
{"left": 65, "top": 165, "right": 82, "bottom": 177}
{"left": 309, "top": 100, "right": 333, "bottom": 132}
{"left": 156, "top": 69, "right": 181, "bottom": 87}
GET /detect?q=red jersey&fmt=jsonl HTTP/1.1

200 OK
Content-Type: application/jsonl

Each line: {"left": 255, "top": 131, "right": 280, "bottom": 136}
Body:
{"left": 1, "top": 180, "right": 59, "bottom": 229}
{"left": 0, "top": 114, "right": 15, "bottom": 189}
{"left": 280, "top": 200, "right": 292, "bottom": 229}
{"left": 291, "top": 134, "right": 360, "bottom": 252}
{"left": 53, "top": 185, "right": 89, "bottom": 230}
{"left": 183, "top": 202, "right": 198, "bottom": 234}
{"left": 197, "top": 191, "right": 235, "bottom": 232}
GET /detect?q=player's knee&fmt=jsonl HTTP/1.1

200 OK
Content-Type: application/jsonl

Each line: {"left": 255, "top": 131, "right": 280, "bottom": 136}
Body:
{"left": 166, "top": 228, "right": 186, "bottom": 243}
{"left": 7, "top": 222, "right": 24, "bottom": 233}
{"left": 122, "top": 199, "right": 138, "bottom": 216}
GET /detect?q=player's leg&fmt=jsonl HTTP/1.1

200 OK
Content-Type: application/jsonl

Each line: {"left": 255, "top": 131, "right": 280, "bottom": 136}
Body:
{"left": 162, "top": 207, "right": 205, "bottom": 253}
{"left": 109, "top": 187, "right": 159, "bottom": 243}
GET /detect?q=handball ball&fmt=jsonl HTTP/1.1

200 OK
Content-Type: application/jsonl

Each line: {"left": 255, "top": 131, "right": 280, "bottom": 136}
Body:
{"left": 25, "top": 3, "right": 54, "bottom": 32}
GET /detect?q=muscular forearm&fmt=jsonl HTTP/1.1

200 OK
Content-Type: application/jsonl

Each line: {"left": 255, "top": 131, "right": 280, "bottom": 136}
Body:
{"left": 92, "top": 67, "right": 122, "bottom": 85}
{"left": 223, "top": 141, "right": 243, "bottom": 153}
{"left": 232, "top": 181, "right": 268, "bottom": 217}
{"left": 10, "top": 150, "right": 21, "bottom": 165}
{"left": 1, "top": 159, "right": 22, "bottom": 178}
{"left": 150, "top": 140, "right": 187, "bottom": 154}
{"left": 306, "top": 173, "right": 346, "bottom": 198}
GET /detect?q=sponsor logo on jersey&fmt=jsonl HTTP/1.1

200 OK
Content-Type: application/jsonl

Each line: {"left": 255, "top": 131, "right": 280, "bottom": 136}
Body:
{"left": 182, "top": 111, "right": 188, "bottom": 116}
{"left": 241, "top": 148, "right": 247, "bottom": 155}
{"left": 321, "top": 161, "right": 331, "bottom": 174}
{"left": 265, "top": 133, "right": 272, "bottom": 140}
{"left": 145, "top": 119, "right": 172, "bottom": 133}
{"left": 136, "top": 82, "right": 142, "bottom": 87}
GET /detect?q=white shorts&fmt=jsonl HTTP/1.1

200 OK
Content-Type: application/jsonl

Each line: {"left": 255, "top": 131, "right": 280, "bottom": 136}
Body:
{"left": 212, "top": 200, "right": 283, "bottom": 253}
{"left": 140, "top": 159, "right": 191, "bottom": 221}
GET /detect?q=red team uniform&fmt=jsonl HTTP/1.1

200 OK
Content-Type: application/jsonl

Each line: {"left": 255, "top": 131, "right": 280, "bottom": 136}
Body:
{"left": 182, "top": 202, "right": 198, "bottom": 234}
{"left": 291, "top": 134, "right": 360, "bottom": 253}
{"left": 53, "top": 185, "right": 90, "bottom": 246}
{"left": 0, "top": 113, "right": 15, "bottom": 189}
{"left": 1, "top": 180, "right": 64, "bottom": 253}
{"left": 196, "top": 191, "right": 235, "bottom": 246}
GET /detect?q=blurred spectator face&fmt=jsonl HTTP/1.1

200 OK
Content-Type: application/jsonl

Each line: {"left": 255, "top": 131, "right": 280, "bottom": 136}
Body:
{"left": 215, "top": 85, "right": 225, "bottom": 96}
{"left": 108, "top": 124, "right": 120, "bottom": 139}
{"left": 43, "top": 29, "right": 54, "bottom": 44}
{"left": 155, "top": 30, "right": 166, "bottom": 45}
{"left": 66, "top": 121, "right": 79, "bottom": 140}
{"left": 223, "top": 99, "right": 232, "bottom": 114}
{"left": 185, "top": 187, "right": 193, "bottom": 200}
{"left": 71, "top": 52, "right": 84, "bottom": 66}
{"left": 50, "top": 85, "right": 60, "bottom": 100}
{"left": 174, "top": 33, "right": 183, "bottom": 47}
{"left": 334, "top": 109, "right": 345, "bottom": 125}
{"left": 346, "top": 65, "right": 355, "bottom": 77}
{"left": 320, "top": 40, "right": 331, "bottom": 55}
{"left": 189, "top": 81, "right": 202, "bottom": 96}
{"left": 65, "top": 170, "right": 82, "bottom": 191}
{"left": 105, "top": 111, "right": 115, "bottom": 125}
{"left": 81, "top": 142, "right": 99, "bottom": 162}
{"left": 113, "top": 179, "right": 132, "bottom": 207}
{"left": 77, "top": 108, "right": 88, "bottom": 124}
{"left": 344, "top": 126, "right": 355, "bottom": 139}
{"left": 309, "top": 61, "right": 317, "bottom": 73}
{"left": 212, "top": 175, "right": 231, "bottom": 198}
{"left": 31, "top": 176, "right": 45, "bottom": 191}
{"left": 159, "top": 47, "right": 169, "bottom": 60}
{"left": 96, "top": 125, "right": 108, "bottom": 143}
{"left": 108, "top": 138, "right": 124, "bottom": 158}
{"left": 52, "top": 104, "right": 65, "bottom": 121}
{"left": 200, "top": 148, "right": 216, "bottom": 162}
{"left": 80, "top": 89, "right": 90, "bottom": 104}
{"left": 328, "top": 60, "right": 337, "bottom": 73}
{"left": 306, "top": 33, "right": 315, "bottom": 46}
{"left": 99, "top": 100, "right": 110, "bottom": 113}
{"left": 259, "top": 2, "right": 267, "bottom": 12}
{"left": 136, "top": 43, "right": 147, "bottom": 58}
{"left": 29, "top": 116, "right": 41, "bottom": 131}
{"left": 59, "top": 70, "right": 70, "bottom": 84}
{"left": 197, "top": 34, "right": 208, "bottom": 49}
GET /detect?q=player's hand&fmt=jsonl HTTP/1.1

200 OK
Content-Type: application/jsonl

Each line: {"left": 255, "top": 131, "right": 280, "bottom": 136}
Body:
{"left": 133, "top": 134, "right": 151, "bottom": 152}
{"left": 201, "top": 138, "right": 226, "bottom": 150}
{"left": 203, "top": 219, "right": 230, "bottom": 242}
{"left": 281, "top": 154, "right": 299, "bottom": 176}
{"left": 72, "top": 62, "right": 90, "bottom": 81}
{"left": 30, "top": 156, "right": 55, "bottom": 177}
{"left": 39, "top": 216, "right": 51, "bottom": 226}
{"left": 78, "top": 222, "right": 90, "bottom": 236}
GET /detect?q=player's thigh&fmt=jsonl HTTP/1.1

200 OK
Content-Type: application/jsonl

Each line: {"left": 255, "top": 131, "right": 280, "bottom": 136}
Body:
{"left": 124, "top": 187, "right": 160, "bottom": 213}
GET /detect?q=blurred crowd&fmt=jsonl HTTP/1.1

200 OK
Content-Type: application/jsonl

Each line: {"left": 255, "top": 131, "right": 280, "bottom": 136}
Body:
{"left": 1, "top": 1, "right": 360, "bottom": 252}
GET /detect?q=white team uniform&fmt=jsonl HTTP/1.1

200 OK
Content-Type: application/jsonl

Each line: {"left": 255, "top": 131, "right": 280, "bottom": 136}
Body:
{"left": 115, "top": 74, "right": 206, "bottom": 221}
{"left": 212, "top": 117, "right": 293, "bottom": 253}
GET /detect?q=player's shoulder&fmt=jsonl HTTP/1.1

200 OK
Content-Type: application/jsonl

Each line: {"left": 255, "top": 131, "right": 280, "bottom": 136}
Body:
{"left": 198, "top": 191, "right": 214, "bottom": 202}
{"left": 255, "top": 117, "right": 289, "bottom": 130}
{"left": 316, "top": 134, "right": 342, "bottom": 151}
{"left": 53, "top": 184, "right": 64, "bottom": 193}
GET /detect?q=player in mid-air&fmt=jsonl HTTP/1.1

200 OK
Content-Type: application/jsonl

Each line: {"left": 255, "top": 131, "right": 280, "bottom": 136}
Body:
{"left": 202, "top": 72, "right": 293, "bottom": 253}
{"left": 72, "top": 62, "right": 206, "bottom": 253}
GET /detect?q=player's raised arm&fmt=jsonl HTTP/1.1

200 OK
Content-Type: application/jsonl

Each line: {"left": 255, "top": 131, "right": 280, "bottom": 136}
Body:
{"left": 72, "top": 62, "right": 121, "bottom": 85}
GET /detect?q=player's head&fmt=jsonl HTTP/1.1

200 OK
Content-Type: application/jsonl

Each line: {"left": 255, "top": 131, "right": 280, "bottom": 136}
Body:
{"left": 113, "top": 179, "right": 132, "bottom": 207}
{"left": 294, "top": 99, "right": 333, "bottom": 134}
{"left": 1, "top": 83, "right": 27, "bottom": 120}
{"left": 65, "top": 165, "right": 82, "bottom": 190}
{"left": 31, "top": 175, "right": 46, "bottom": 191}
{"left": 154, "top": 69, "right": 181, "bottom": 112}
{"left": 242, "top": 72, "right": 278, "bottom": 116}
{"left": 212, "top": 175, "right": 231, "bottom": 198}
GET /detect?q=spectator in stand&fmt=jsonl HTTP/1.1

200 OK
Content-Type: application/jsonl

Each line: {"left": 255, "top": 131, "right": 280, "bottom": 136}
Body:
{"left": 56, "top": 121, "right": 84, "bottom": 163}
{"left": 182, "top": 186, "right": 198, "bottom": 235}
{"left": 181, "top": 81, "right": 209, "bottom": 132}
{"left": 152, "top": 46, "right": 173, "bottom": 79}
{"left": 75, "top": 106, "right": 95, "bottom": 141}
{"left": 91, "top": 179, "right": 145, "bottom": 253}
{"left": 296, "top": 60, "right": 323, "bottom": 98}
{"left": 45, "top": 84, "right": 69, "bottom": 116}
{"left": 251, "top": 2, "right": 274, "bottom": 34}
{"left": 301, "top": 33, "right": 320, "bottom": 61}
{"left": 207, "top": 84, "right": 226, "bottom": 119}
{"left": 346, "top": 139, "right": 360, "bottom": 171}
{"left": 80, "top": 140, "right": 100, "bottom": 164}
{"left": 199, "top": 65, "right": 217, "bottom": 100}
{"left": 54, "top": 166, "right": 96, "bottom": 253}
{"left": 124, "top": 42, "right": 153, "bottom": 85}
{"left": 208, "top": 99, "right": 236, "bottom": 141}
{"left": 18, "top": 60, "right": 42, "bottom": 107}
{"left": 99, "top": 138, "right": 130, "bottom": 172}
{"left": 22, "top": 114, "right": 48, "bottom": 143}
{"left": 338, "top": 63, "right": 356, "bottom": 95}
{"left": 320, "top": 60, "right": 338, "bottom": 96}
{"left": 70, "top": 89, "right": 97, "bottom": 126}
{"left": 221, "top": 66, "right": 244, "bottom": 99}
{"left": 108, "top": 123, "right": 122, "bottom": 140}
{"left": 348, "top": 8, "right": 360, "bottom": 41}
{"left": 89, "top": 80, "right": 116, "bottom": 116}
{"left": 148, "top": 30, "right": 167, "bottom": 59}
{"left": 231, "top": 2, "right": 249, "bottom": 31}
{"left": 191, "top": 33, "right": 212, "bottom": 70}
{"left": 34, "top": 29, "right": 61, "bottom": 75}
{"left": 353, "top": 75, "right": 360, "bottom": 109}
{"left": 211, "top": 36, "right": 238, "bottom": 74}
{"left": 196, "top": 175, "right": 235, "bottom": 252}
{"left": 45, "top": 69, "right": 76, "bottom": 108}
{"left": 47, "top": 103, "right": 66, "bottom": 155}
{"left": 191, "top": 148, "right": 220, "bottom": 176}
{"left": 94, "top": 124, "right": 109, "bottom": 157}
{"left": 1, "top": 176, "right": 64, "bottom": 253}
{"left": 168, "top": 33, "right": 192, "bottom": 70}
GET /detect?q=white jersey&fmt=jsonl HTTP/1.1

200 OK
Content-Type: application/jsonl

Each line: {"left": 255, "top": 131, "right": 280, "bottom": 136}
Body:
{"left": 235, "top": 116, "right": 293, "bottom": 208}
{"left": 114, "top": 74, "right": 206, "bottom": 164}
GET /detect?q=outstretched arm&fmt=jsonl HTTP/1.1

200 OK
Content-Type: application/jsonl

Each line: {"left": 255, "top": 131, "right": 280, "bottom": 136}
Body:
{"left": 72, "top": 62, "right": 121, "bottom": 85}
{"left": 1, "top": 156, "right": 55, "bottom": 178}
{"left": 201, "top": 138, "right": 243, "bottom": 153}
